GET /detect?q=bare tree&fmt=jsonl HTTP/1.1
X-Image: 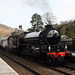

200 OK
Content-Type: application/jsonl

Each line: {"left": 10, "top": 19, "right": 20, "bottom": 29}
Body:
{"left": 43, "top": 12, "right": 56, "bottom": 25}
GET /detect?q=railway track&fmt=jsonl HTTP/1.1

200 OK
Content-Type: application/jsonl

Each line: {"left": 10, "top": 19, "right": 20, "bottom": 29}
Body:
{"left": 49, "top": 54, "right": 75, "bottom": 75}
{"left": 62, "top": 65, "right": 75, "bottom": 70}
{"left": 0, "top": 51, "right": 40, "bottom": 75}
{"left": 49, "top": 64, "right": 75, "bottom": 75}
{"left": 0, "top": 49, "right": 61, "bottom": 75}
{"left": 0, "top": 49, "right": 75, "bottom": 75}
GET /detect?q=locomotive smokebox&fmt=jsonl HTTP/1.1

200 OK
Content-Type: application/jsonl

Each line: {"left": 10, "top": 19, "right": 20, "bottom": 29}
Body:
{"left": 44, "top": 25, "right": 61, "bottom": 45}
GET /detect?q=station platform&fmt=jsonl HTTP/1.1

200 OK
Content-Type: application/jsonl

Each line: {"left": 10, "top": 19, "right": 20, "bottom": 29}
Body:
{"left": 0, "top": 58, "right": 18, "bottom": 75}
{"left": 71, "top": 52, "right": 75, "bottom": 56}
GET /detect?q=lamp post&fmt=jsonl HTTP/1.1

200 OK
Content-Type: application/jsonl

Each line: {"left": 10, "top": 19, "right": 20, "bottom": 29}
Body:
{"left": 36, "top": 13, "right": 38, "bottom": 30}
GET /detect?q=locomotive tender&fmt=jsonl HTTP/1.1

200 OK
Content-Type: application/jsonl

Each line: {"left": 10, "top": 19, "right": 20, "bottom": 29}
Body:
{"left": 0, "top": 25, "right": 72, "bottom": 64}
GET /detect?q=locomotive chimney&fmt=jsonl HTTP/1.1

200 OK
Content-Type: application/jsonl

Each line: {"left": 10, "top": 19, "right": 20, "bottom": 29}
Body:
{"left": 15, "top": 28, "right": 18, "bottom": 32}
{"left": 45, "top": 25, "right": 53, "bottom": 29}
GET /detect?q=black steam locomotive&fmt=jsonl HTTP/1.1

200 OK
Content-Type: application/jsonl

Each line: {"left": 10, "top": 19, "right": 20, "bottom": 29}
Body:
{"left": 1, "top": 25, "right": 72, "bottom": 64}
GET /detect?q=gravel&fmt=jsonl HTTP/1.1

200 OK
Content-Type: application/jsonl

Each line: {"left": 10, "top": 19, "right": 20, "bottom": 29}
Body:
{"left": 0, "top": 50, "right": 64, "bottom": 75}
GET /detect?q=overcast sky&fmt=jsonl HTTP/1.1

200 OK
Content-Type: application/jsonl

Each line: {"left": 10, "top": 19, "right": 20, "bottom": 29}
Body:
{"left": 0, "top": 0, "right": 75, "bottom": 30}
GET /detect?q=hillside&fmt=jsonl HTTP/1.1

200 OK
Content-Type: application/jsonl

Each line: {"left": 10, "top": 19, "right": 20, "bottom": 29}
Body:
{"left": 0, "top": 24, "right": 14, "bottom": 37}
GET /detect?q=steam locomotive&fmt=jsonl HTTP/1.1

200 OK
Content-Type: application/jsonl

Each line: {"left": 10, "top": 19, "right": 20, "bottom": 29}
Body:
{"left": 0, "top": 25, "right": 72, "bottom": 64}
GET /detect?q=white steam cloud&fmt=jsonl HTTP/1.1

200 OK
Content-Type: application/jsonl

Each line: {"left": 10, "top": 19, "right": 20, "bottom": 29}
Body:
{"left": 8, "top": 0, "right": 51, "bottom": 13}
{"left": 0, "top": 37, "right": 8, "bottom": 48}
{"left": 2, "top": 41, "right": 8, "bottom": 48}
{"left": 25, "top": 0, "right": 51, "bottom": 12}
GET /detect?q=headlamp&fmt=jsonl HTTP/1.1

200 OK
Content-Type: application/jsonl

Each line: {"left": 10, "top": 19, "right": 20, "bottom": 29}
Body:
{"left": 48, "top": 46, "right": 51, "bottom": 52}
{"left": 65, "top": 45, "right": 67, "bottom": 50}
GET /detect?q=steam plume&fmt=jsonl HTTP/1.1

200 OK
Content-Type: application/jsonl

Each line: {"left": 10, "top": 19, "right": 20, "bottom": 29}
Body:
{"left": 21, "top": 0, "right": 51, "bottom": 13}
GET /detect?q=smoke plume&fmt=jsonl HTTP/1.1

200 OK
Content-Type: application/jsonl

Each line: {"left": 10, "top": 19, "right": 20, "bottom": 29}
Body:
{"left": 21, "top": 0, "right": 51, "bottom": 13}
